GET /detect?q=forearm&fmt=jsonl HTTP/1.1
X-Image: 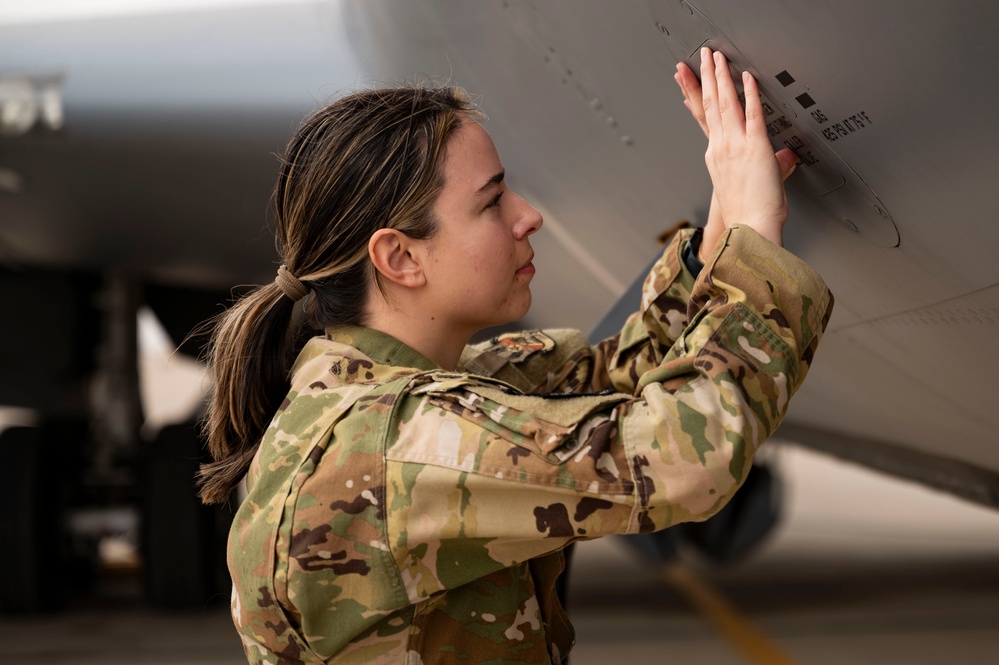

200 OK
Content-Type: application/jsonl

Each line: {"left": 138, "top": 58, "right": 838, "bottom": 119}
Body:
{"left": 625, "top": 224, "right": 833, "bottom": 528}
{"left": 699, "top": 190, "right": 726, "bottom": 263}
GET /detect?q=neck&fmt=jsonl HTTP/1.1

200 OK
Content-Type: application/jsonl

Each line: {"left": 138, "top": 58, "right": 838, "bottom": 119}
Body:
{"left": 364, "top": 300, "right": 473, "bottom": 371}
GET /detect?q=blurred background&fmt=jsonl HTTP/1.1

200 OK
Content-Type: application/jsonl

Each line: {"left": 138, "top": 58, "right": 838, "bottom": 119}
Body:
{"left": 2, "top": 2, "right": 998, "bottom": 663}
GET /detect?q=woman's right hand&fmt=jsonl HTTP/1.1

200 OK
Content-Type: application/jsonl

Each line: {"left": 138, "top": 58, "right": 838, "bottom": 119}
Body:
{"left": 674, "top": 49, "right": 799, "bottom": 253}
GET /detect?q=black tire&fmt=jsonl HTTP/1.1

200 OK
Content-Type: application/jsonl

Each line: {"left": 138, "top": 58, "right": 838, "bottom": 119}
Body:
{"left": 676, "top": 461, "right": 782, "bottom": 564}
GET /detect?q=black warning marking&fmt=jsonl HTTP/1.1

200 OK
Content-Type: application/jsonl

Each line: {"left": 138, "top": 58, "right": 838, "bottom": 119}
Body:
{"left": 798, "top": 150, "right": 819, "bottom": 166}
{"left": 765, "top": 115, "right": 793, "bottom": 137}
{"left": 795, "top": 92, "right": 816, "bottom": 109}
{"left": 775, "top": 70, "right": 795, "bottom": 87}
{"left": 820, "top": 111, "right": 873, "bottom": 141}
{"left": 783, "top": 135, "right": 805, "bottom": 150}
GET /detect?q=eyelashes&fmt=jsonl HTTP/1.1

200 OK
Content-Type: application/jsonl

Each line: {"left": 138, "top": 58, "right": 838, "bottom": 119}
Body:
{"left": 486, "top": 191, "right": 504, "bottom": 208}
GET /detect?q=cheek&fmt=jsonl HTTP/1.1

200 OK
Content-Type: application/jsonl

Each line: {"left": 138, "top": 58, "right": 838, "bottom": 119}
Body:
{"left": 465, "top": 235, "right": 513, "bottom": 271}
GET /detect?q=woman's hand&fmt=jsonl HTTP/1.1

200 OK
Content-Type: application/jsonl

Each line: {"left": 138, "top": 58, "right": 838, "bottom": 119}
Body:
{"left": 674, "top": 50, "right": 799, "bottom": 258}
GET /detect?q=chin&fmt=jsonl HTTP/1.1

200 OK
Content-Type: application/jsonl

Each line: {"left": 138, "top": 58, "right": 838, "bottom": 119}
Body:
{"left": 480, "top": 291, "right": 532, "bottom": 330}
{"left": 512, "top": 293, "right": 532, "bottom": 323}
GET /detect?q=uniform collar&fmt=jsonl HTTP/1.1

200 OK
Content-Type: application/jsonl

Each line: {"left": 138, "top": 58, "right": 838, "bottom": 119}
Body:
{"left": 324, "top": 325, "right": 440, "bottom": 372}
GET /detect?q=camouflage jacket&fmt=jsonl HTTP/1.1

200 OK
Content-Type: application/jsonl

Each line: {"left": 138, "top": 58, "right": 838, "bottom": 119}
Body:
{"left": 228, "top": 225, "right": 833, "bottom": 664}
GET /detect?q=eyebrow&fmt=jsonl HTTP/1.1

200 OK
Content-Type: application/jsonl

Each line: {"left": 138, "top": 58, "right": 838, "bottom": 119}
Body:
{"left": 475, "top": 170, "right": 505, "bottom": 196}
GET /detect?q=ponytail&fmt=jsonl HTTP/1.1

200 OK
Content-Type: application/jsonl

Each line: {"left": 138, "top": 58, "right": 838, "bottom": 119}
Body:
{"left": 197, "top": 283, "right": 295, "bottom": 504}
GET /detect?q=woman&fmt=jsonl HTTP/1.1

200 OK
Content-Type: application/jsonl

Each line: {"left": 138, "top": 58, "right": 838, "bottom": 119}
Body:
{"left": 200, "top": 48, "right": 832, "bottom": 664}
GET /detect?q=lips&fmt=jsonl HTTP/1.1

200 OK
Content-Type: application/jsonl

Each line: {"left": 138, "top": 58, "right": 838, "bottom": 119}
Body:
{"left": 516, "top": 252, "right": 535, "bottom": 276}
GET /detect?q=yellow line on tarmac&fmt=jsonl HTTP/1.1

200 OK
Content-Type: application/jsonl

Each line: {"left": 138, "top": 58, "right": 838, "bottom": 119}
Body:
{"left": 660, "top": 563, "right": 799, "bottom": 665}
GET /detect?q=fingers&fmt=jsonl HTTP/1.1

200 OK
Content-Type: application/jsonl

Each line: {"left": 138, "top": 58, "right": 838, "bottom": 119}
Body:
{"left": 741, "top": 70, "right": 767, "bottom": 142}
{"left": 691, "top": 49, "right": 787, "bottom": 174}
{"left": 698, "top": 48, "right": 748, "bottom": 140}
{"left": 774, "top": 148, "right": 799, "bottom": 182}
{"left": 713, "top": 50, "right": 744, "bottom": 136}
{"left": 674, "top": 62, "right": 708, "bottom": 137}
{"left": 699, "top": 47, "right": 722, "bottom": 137}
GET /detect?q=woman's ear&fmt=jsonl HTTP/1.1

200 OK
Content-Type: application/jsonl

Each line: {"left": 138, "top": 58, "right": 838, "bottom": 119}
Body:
{"left": 368, "top": 229, "right": 426, "bottom": 288}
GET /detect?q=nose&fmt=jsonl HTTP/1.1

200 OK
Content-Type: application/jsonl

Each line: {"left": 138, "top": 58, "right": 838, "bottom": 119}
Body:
{"left": 512, "top": 193, "right": 543, "bottom": 239}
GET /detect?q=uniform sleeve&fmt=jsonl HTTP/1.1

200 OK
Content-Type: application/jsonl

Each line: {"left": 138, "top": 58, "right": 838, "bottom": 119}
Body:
{"left": 591, "top": 226, "right": 701, "bottom": 394}
{"left": 383, "top": 224, "right": 833, "bottom": 600}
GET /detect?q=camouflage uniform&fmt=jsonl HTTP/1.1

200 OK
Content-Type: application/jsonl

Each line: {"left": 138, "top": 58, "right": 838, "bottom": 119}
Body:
{"left": 228, "top": 225, "right": 833, "bottom": 664}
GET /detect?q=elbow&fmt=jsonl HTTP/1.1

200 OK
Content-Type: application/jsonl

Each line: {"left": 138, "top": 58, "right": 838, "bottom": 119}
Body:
{"left": 636, "top": 398, "right": 765, "bottom": 531}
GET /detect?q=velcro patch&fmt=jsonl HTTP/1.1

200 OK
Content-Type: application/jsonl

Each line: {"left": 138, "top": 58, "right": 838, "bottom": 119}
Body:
{"left": 481, "top": 331, "right": 556, "bottom": 364}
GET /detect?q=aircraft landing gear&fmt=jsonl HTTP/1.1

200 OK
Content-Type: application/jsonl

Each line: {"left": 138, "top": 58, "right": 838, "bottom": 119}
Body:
{"left": 0, "top": 420, "right": 97, "bottom": 614}
{"left": 142, "top": 421, "right": 233, "bottom": 608}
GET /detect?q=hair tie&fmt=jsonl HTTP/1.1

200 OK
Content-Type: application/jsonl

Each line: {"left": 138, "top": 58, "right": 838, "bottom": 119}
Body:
{"left": 275, "top": 265, "right": 310, "bottom": 302}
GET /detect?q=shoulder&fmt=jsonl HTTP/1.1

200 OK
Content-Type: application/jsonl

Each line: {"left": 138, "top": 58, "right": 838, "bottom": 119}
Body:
{"left": 389, "top": 370, "right": 628, "bottom": 467}
{"left": 459, "top": 328, "right": 593, "bottom": 392}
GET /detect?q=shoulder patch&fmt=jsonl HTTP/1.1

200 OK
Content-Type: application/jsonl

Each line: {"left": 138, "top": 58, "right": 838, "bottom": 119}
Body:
{"left": 481, "top": 330, "right": 556, "bottom": 364}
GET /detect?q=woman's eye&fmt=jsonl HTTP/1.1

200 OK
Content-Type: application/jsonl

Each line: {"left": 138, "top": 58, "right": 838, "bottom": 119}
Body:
{"left": 486, "top": 191, "right": 503, "bottom": 208}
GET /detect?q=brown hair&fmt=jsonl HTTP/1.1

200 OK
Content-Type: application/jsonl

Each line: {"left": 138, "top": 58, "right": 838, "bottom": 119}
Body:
{"left": 198, "top": 86, "right": 478, "bottom": 504}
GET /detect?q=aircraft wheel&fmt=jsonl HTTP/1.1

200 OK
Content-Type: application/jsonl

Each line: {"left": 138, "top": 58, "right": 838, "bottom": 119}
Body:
{"left": 142, "top": 422, "right": 231, "bottom": 608}
{"left": 0, "top": 426, "right": 66, "bottom": 613}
